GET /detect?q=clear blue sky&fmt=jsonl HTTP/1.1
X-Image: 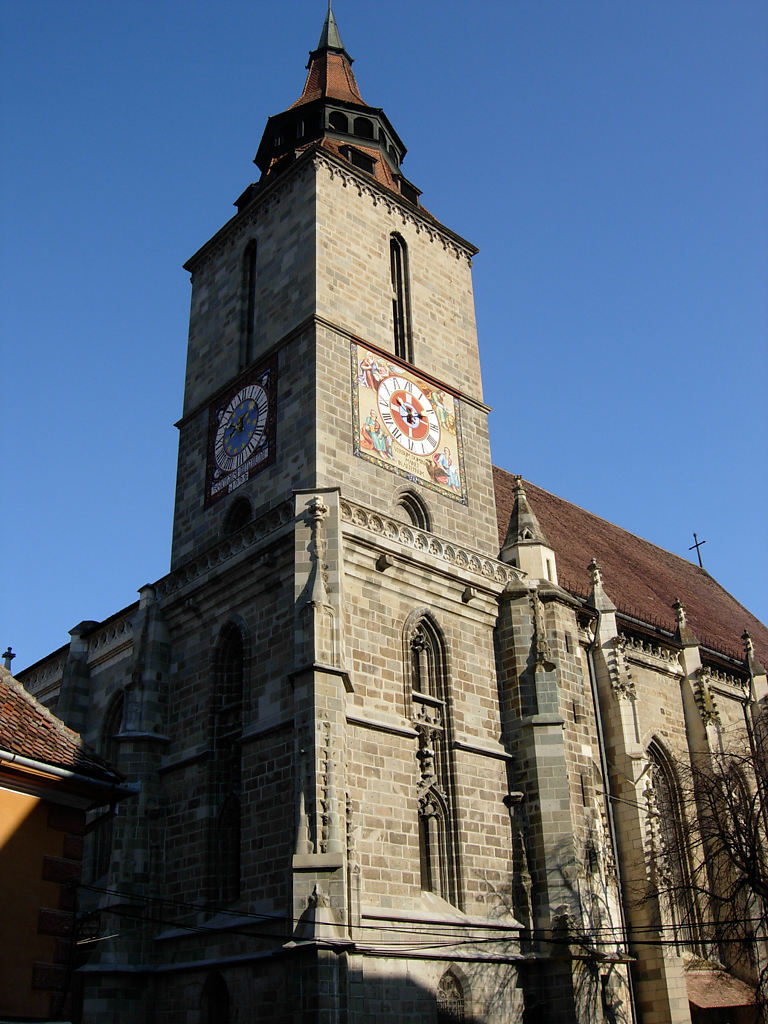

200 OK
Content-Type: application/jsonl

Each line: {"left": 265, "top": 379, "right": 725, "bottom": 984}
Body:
{"left": 1, "top": 1, "right": 766, "bottom": 672}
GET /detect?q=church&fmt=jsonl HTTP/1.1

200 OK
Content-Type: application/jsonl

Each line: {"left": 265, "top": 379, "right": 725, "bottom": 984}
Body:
{"left": 16, "top": 8, "right": 768, "bottom": 1023}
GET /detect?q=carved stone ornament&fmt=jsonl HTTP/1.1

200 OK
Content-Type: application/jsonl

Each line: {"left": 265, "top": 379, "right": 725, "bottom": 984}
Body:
{"left": 694, "top": 669, "right": 720, "bottom": 726}
{"left": 607, "top": 636, "right": 636, "bottom": 698}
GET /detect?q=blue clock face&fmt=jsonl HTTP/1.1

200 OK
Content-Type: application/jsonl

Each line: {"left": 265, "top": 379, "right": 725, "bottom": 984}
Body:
{"left": 223, "top": 397, "right": 261, "bottom": 456}
{"left": 214, "top": 383, "right": 269, "bottom": 473}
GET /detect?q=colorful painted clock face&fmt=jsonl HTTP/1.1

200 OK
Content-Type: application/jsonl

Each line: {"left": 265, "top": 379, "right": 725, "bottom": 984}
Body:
{"left": 214, "top": 384, "right": 269, "bottom": 472}
{"left": 351, "top": 342, "right": 467, "bottom": 504}
{"left": 205, "top": 357, "right": 276, "bottom": 506}
{"left": 376, "top": 376, "right": 441, "bottom": 456}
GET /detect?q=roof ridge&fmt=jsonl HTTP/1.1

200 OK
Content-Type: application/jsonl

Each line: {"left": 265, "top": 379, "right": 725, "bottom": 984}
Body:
{"left": 493, "top": 466, "right": 715, "bottom": 580}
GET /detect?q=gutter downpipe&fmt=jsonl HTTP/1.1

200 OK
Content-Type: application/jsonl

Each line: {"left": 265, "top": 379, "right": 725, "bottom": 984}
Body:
{"left": 585, "top": 639, "right": 641, "bottom": 1024}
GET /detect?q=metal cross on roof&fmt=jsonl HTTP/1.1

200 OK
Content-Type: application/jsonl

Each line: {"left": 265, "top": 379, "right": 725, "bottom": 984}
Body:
{"left": 689, "top": 531, "right": 706, "bottom": 567}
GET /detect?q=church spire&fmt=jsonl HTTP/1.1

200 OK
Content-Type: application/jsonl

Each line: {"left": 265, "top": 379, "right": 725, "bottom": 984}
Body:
{"left": 316, "top": 2, "right": 345, "bottom": 53}
{"left": 250, "top": 7, "right": 416, "bottom": 204}
{"left": 293, "top": 4, "right": 363, "bottom": 108}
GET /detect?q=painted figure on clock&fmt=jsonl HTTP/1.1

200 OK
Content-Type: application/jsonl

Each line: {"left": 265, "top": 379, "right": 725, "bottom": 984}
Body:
{"left": 351, "top": 342, "right": 466, "bottom": 504}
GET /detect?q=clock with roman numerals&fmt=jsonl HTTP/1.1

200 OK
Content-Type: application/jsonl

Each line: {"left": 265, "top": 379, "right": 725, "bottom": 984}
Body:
{"left": 376, "top": 376, "right": 440, "bottom": 456}
{"left": 205, "top": 356, "right": 277, "bottom": 506}
{"left": 352, "top": 342, "right": 467, "bottom": 504}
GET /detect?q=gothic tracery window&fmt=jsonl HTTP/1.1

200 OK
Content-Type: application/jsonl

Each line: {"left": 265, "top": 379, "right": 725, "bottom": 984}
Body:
{"left": 408, "top": 616, "right": 458, "bottom": 904}
{"left": 646, "top": 740, "right": 703, "bottom": 954}
{"left": 436, "top": 969, "right": 466, "bottom": 1023}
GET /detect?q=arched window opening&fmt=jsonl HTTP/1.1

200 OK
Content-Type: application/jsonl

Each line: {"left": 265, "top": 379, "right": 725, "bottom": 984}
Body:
{"left": 209, "top": 624, "right": 245, "bottom": 906}
{"left": 647, "top": 741, "right": 703, "bottom": 955}
{"left": 223, "top": 496, "right": 252, "bottom": 537}
{"left": 397, "top": 491, "right": 431, "bottom": 532}
{"left": 409, "top": 618, "right": 445, "bottom": 701}
{"left": 419, "top": 789, "right": 449, "bottom": 898}
{"left": 329, "top": 111, "right": 348, "bottom": 133}
{"left": 201, "top": 972, "right": 230, "bottom": 1024}
{"left": 93, "top": 691, "right": 124, "bottom": 880}
{"left": 390, "top": 234, "right": 412, "bottom": 362}
{"left": 353, "top": 116, "right": 374, "bottom": 139}
{"left": 407, "top": 615, "right": 458, "bottom": 904}
{"left": 436, "top": 970, "right": 466, "bottom": 1024}
{"left": 241, "top": 240, "right": 258, "bottom": 368}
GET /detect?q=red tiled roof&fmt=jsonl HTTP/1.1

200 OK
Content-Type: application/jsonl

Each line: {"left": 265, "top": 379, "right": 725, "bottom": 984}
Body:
{"left": 291, "top": 50, "right": 364, "bottom": 108}
{"left": 0, "top": 665, "right": 119, "bottom": 783}
{"left": 493, "top": 467, "right": 768, "bottom": 667}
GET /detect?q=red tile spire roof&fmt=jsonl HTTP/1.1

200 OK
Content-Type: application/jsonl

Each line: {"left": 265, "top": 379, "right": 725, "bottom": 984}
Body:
{"left": 291, "top": 4, "right": 364, "bottom": 108}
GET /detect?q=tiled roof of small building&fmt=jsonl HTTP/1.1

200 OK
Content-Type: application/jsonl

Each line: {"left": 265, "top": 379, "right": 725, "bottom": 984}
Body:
{"left": 0, "top": 665, "right": 119, "bottom": 783}
{"left": 493, "top": 466, "right": 768, "bottom": 667}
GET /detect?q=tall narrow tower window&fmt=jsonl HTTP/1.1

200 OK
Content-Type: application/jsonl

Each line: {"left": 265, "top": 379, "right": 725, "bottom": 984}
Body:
{"left": 208, "top": 623, "right": 245, "bottom": 906}
{"left": 407, "top": 615, "right": 459, "bottom": 904}
{"left": 241, "top": 241, "right": 258, "bottom": 369}
{"left": 390, "top": 233, "right": 412, "bottom": 362}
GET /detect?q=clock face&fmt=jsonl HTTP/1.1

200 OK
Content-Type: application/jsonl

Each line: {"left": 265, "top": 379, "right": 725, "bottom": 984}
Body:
{"left": 351, "top": 342, "right": 467, "bottom": 504}
{"left": 376, "top": 376, "right": 441, "bottom": 456}
{"left": 205, "top": 357, "right": 276, "bottom": 506}
{"left": 214, "top": 384, "right": 269, "bottom": 472}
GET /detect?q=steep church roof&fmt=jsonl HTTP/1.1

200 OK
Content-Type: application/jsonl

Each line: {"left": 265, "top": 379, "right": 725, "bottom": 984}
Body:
{"left": 0, "top": 664, "right": 119, "bottom": 783}
{"left": 493, "top": 466, "right": 768, "bottom": 667}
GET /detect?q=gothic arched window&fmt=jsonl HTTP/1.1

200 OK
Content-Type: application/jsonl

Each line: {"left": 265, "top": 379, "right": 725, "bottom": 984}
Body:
{"left": 406, "top": 615, "right": 458, "bottom": 904}
{"left": 223, "top": 496, "right": 252, "bottom": 537}
{"left": 390, "top": 233, "right": 412, "bottom": 362}
{"left": 647, "top": 740, "right": 703, "bottom": 954}
{"left": 93, "top": 690, "right": 124, "bottom": 880}
{"left": 436, "top": 969, "right": 466, "bottom": 1023}
{"left": 208, "top": 624, "right": 245, "bottom": 906}
{"left": 397, "top": 490, "right": 431, "bottom": 532}
{"left": 201, "top": 971, "right": 230, "bottom": 1024}
{"left": 241, "top": 240, "right": 258, "bottom": 368}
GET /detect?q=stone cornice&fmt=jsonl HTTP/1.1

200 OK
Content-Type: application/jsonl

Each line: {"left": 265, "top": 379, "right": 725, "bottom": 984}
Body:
{"left": 184, "top": 144, "right": 478, "bottom": 277}
{"left": 311, "top": 148, "right": 478, "bottom": 264}
{"left": 155, "top": 499, "right": 295, "bottom": 604}
{"left": 340, "top": 498, "right": 522, "bottom": 588}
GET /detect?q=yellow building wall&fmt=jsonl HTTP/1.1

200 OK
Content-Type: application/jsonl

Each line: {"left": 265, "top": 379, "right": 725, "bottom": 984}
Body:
{"left": 0, "top": 786, "right": 65, "bottom": 1018}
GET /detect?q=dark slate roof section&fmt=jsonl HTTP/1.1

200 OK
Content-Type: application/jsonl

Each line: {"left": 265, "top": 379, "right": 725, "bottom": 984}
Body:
{"left": 493, "top": 466, "right": 768, "bottom": 667}
{"left": 0, "top": 665, "right": 120, "bottom": 784}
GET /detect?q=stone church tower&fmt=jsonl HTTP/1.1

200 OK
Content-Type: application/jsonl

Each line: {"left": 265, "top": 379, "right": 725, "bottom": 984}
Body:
{"left": 32, "top": 9, "right": 529, "bottom": 1022}
{"left": 17, "top": 8, "right": 768, "bottom": 1024}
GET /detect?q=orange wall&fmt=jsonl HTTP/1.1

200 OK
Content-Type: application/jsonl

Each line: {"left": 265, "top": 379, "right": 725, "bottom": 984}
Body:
{"left": 0, "top": 787, "right": 66, "bottom": 1018}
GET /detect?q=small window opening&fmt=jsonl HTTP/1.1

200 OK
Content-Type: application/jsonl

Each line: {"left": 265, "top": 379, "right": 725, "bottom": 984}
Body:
{"left": 347, "top": 148, "right": 375, "bottom": 175}
{"left": 397, "top": 491, "right": 430, "bottom": 531}
{"left": 353, "top": 116, "right": 375, "bottom": 139}
{"left": 223, "top": 497, "right": 252, "bottom": 536}
{"left": 329, "top": 111, "right": 348, "bottom": 133}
